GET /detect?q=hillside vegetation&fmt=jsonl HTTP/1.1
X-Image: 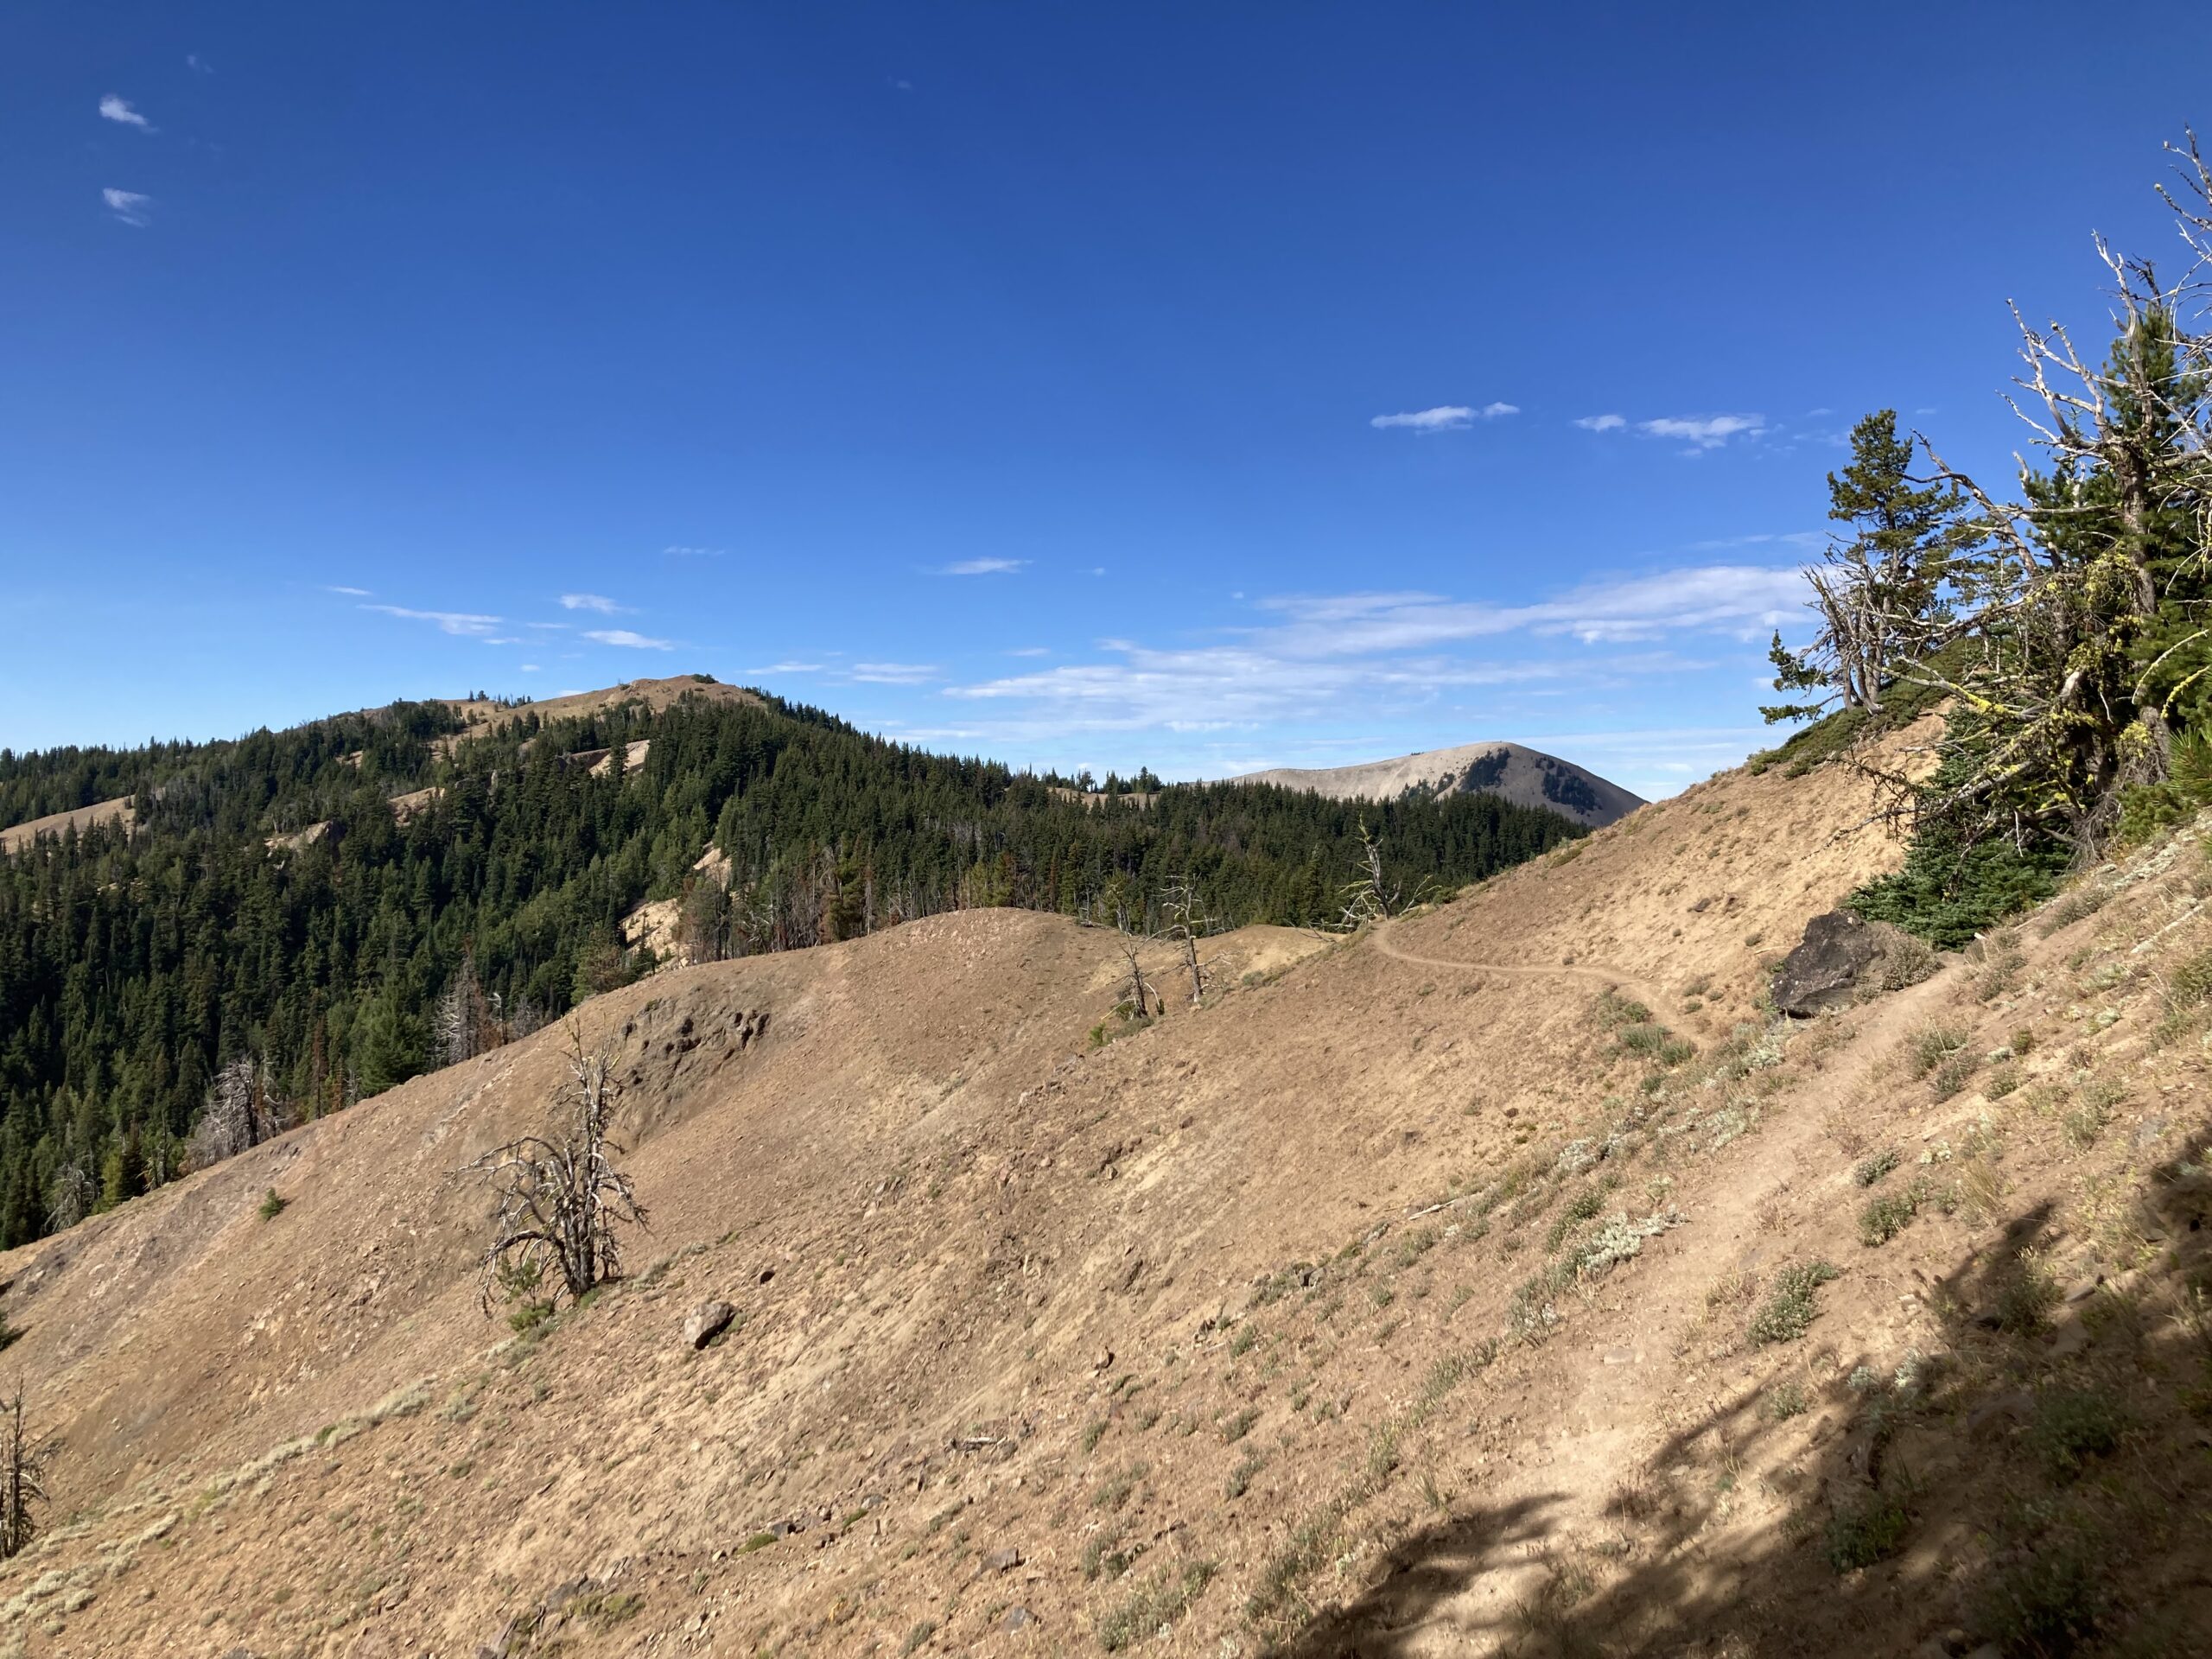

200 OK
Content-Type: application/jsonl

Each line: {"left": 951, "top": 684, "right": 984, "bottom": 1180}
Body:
{"left": 6, "top": 713, "right": 2210, "bottom": 1654}
{"left": 0, "top": 677, "right": 1585, "bottom": 1249}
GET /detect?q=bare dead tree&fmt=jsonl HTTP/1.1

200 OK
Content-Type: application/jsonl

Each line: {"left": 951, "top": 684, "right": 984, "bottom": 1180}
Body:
{"left": 1158, "top": 875, "right": 1212, "bottom": 1005}
{"left": 464, "top": 1023, "right": 646, "bottom": 1314}
{"left": 1337, "top": 820, "right": 1409, "bottom": 929}
{"left": 188, "top": 1056, "right": 289, "bottom": 1170}
{"left": 44, "top": 1163, "right": 93, "bottom": 1234}
{"left": 490, "top": 990, "right": 547, "bottom": 1046}
{"left": 1113, "top": 926, "right": 1160, "bottom": 1020}
{"left": 435, "top": 954, "right": 490, "bottom": 1066}
{"left": 0, "top": 1390, "right": 50, "bottom": 1560}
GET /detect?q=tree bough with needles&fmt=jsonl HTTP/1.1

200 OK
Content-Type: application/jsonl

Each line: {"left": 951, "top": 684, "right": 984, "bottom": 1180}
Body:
{"left": 1768, "top": 130, "right": 2212, "bottom": 893}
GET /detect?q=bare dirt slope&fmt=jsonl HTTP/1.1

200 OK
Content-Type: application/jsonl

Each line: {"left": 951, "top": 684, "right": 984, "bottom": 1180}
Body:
{"left": 1233, "top": 743, "right": 1643, "bottom": 830}
{"left": 6, "top": 736, "right": 2212, "bottom": 1658}
{"left": 0, "top": 798, "right": 133, "bottom": 854}
{"left": 435, "top": 677, "right": 764, "bottom": 746}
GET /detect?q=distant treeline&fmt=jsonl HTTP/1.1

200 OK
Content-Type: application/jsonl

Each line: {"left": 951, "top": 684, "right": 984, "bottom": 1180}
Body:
{"left": 0, "top": 690, "right": 1583, "bottom": 1244}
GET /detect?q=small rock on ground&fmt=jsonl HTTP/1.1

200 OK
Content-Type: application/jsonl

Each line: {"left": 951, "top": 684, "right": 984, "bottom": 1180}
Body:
{"left": 683, "top": 1300, "right": 736, "bottom": 1349}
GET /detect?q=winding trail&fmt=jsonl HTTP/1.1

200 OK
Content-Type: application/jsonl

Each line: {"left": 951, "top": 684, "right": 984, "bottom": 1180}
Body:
{"left": 1372, "top": 916, "right": 1668, "bottom": 1010}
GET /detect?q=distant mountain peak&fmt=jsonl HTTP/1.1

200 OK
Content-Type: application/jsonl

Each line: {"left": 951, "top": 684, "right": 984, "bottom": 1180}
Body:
{"left": 1231, "top": 740, "right": 1643, "bottom": 828}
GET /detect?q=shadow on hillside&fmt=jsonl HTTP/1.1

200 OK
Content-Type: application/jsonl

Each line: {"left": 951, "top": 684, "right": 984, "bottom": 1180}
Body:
{"left": 1267, "top": 1493, "right": 1564, "bottom": 1657}
{"left": 1268, "top": 1127, "right": 2212, "bottom": 1657}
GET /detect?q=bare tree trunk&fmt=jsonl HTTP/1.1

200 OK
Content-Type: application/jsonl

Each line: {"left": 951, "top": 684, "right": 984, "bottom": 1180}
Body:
{"left": 0, "top": 1391, "right": 48, "bottom": 1560}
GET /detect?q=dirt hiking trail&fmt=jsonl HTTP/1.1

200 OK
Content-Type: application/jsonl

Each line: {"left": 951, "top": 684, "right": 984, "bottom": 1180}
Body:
{"left": 4, "top": 728, "right": 2212, "bottom": 1657}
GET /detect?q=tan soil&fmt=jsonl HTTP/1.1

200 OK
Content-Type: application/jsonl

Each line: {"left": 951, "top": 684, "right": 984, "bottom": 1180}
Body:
{"left": 0, "top": 798, "right": 133, "bottom": 854}
{"left": 6, "top": 721, "right": 2211, "bottom": 1657}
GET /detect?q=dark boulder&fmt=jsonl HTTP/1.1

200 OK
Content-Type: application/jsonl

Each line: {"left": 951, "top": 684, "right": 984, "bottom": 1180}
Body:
{"left": 1771, "top": 910, "right": 1884, "bottom": 1016}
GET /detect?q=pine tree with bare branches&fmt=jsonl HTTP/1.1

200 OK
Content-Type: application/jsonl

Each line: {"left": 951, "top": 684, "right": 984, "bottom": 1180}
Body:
{"left": 1764, "top": 410, "right": 1971, "bottom": 723}
{"left": 1860, "top": 135, "right": 2212, "bottom": 861}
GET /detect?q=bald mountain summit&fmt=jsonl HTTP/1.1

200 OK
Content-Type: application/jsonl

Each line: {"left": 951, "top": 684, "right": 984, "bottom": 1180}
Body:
{"left": 1234, "top": 740, "right": 1645, "bottom": 829}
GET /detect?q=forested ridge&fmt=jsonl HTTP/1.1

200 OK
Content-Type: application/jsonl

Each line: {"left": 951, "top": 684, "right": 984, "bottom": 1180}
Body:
{"left": 0, "top": 684, "right": 1585, "bottom": 1245}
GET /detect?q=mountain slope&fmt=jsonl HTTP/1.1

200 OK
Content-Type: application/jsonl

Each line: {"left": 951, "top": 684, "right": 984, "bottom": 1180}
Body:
{"left": 0, "top": 680, "right": 1584, "bottom": 1250}
{"left": 6, "top": 717, "right": 2211, "bottom": 1656}
{"left": 1234, "top": 740, "right": 1644, "bottom": 828}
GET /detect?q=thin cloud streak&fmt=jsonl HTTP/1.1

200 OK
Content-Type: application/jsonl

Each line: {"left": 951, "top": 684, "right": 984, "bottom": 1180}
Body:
{"left": 559, "top": 593, "right": 628, "bottom": 613}
{"left": 102, "top": 188, "right": 150, "bottom": 226}
{"left": 1575, "top": 411, "right": 1768, "bottom": 450}
{"left": 933, "top": 558, "right": 1027, "bottom": 576}
{"left": 99, "top": 95, "right": 152, "bottom": 130}
{"left": 584, "top": 629, "right": 675, "bottom": 650}
{"left": 934, "top": 565, "right": 1804, "bottom": 744}
{"left": 1639, "top": 414, "right": 1765, "bottom": 449}
{"left": 363, "top": 604, "right": 504, "bottom": 637}
{"left": 1370, "top": 402, "right": 1517, "bottom": 432}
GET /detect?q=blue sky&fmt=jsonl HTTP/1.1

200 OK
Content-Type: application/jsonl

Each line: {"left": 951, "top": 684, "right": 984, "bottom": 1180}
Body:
{"left": 4, "top": 4, "right": 2209, "bottom": 798}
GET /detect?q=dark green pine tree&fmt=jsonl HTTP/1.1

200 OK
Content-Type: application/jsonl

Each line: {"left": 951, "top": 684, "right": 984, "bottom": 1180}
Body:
{"left": 1764, "top": 409, "right": 1965, "bottom": 723}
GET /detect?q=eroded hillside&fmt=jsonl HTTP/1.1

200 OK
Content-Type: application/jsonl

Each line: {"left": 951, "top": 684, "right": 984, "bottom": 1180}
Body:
{"left": 5, "top": 734, "right": 2212, "bottom": 1657}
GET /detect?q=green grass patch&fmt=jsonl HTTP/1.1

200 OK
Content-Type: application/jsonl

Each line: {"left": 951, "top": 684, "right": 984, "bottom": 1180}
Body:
{"left": 1824, "top": 1487, "right": 1912, "bottom": 1573}
{"left": 1859, "top": 1185, "right": 1923, "bottom": 1247}
{"left": 1098, "top": 1561, "right": 1217, "bottom": 1652}
{"left": 1749, "top": 1262, "right": 1840, "bottom": 1345}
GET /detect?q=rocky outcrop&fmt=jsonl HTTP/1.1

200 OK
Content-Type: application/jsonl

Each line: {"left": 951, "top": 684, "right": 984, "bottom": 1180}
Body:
{"left": 1770, "top": 909, "right": 1932, "bottom": 1015}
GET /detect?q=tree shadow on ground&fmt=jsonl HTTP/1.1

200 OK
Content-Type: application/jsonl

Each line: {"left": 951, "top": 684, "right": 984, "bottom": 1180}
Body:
{"left": 1264, "top": 1121, "right": 2212, "bottom": 1656}
{"left": 1267, "top": 1493, "right": 1563, "bottom": 1658}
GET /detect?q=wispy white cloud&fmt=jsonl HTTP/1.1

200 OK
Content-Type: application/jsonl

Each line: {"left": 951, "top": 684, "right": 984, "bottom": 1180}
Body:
{"left": 747, "top": 661, "right": 825, "bottom": 675}
{"left": 1371, "top": 402, "right": 1517, "bottom": 432}
{"left": 102, "top": 188, "right": 151, "bottom": 226}
{"left": 187, "top": 54, "right": 213, "bottom": 74}
{"left": 663, "top": 544, "right": 725, "bottom": 557}
{"left": 1007, "top": 646, "right": 1050, "bottom": 658}
{"left": 520, "top": 664, "right": 541, "bottom": 672}
{"left": 1574, "top": 411, "right": 1766, "bottom": 451}
{"left": 364, "top": 604, "right": 504, "bottom": 637}
{"left": 1637, "top": 414, "right": 1765, "bottom": 450}
{"left": 99, "top": 95, "right": 152, "bottom": 130}
{"left": 849, "top": 662, "right": 939, "bottom": 684}
{"left": 933, "top": 557, "right": 1027, "bottom": 576}
{"left": 324, "top": 584, "right": 372, "bottom": 597}
{"left": 584, "top": 628, "right": 674, "bottom": 650}
{"left": 937, "top": 564, "right": 1805, "bottom": 743}
{"left": 559, "top": 593, "right": 628, "bottom": 613}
